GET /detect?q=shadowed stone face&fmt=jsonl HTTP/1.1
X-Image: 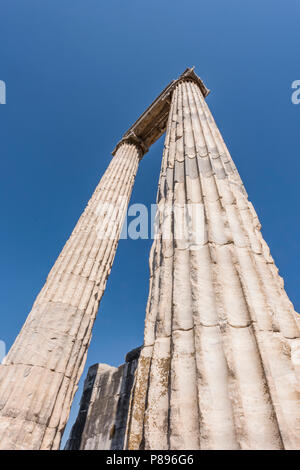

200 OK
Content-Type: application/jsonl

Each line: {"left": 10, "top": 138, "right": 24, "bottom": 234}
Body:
{"left": 65, "top": 348, "right": 141, "bottom": 450}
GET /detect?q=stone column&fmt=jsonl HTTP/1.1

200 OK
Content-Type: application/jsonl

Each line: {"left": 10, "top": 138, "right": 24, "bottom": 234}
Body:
{"left": 0, "top": 141, "right": 141, "bottom": 450}
{"left": 125, "top": 80, "right": 300, "bottom": 450}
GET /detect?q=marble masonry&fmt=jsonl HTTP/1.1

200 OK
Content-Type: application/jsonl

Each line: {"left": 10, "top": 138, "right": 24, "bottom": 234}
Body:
{"left": 0, "top": 68, "right": 299, "bottom": 450}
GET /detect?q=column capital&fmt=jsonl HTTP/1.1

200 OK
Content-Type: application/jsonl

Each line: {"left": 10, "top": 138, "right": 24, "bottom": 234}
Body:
{"left": 112, "top": 132, "right": 148, "bottom": 159}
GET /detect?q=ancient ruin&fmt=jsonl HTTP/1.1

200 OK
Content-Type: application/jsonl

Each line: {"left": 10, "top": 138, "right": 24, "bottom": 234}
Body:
{"left": 0, "top": 68, "right": 299, "bottom": 450}
{"left": 65, "top": 347, "right": 141, "bottom": 450}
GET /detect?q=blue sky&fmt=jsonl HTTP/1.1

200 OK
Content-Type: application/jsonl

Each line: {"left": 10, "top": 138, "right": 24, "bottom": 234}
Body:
{"left": 0, "top": 0, "right": 299, "bottom": 447}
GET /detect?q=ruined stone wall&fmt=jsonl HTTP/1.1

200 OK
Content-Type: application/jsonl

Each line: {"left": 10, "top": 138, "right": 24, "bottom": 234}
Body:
{"left": 65, "top": 347, "right": 141, "bottom": 450}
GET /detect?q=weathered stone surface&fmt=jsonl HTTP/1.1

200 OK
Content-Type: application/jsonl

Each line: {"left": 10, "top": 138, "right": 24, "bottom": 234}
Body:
{"left": 65, "top": 347, "right": 141, "bottom": 450}
{"left": 0, "top": 68, "right": 210, "bottom": 451}
{"left": 1, "top": 68, "right": 299, "bottom": 451}
{"left": 0, "top": 142, "right": 140, "bottom": 450}
{"left": 126, "top": 80, "right": 300, "bottom": 450}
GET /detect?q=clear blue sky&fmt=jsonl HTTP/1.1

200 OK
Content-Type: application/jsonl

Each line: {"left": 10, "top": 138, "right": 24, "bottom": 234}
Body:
{"left": 0, "top": 0, "right": 299, "bottom": 447}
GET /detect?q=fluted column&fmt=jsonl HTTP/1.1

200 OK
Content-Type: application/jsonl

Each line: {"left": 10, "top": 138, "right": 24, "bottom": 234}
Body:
{"left": 126, "top": 80, "right": 300, "bottom": 450}
{"left": 0, "top": 141, "right": 141, "bottom": 450}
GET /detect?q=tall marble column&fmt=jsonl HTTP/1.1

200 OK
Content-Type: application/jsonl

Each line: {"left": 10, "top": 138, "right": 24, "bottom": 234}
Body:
{"left": 0, "top": 141, "right": 141, "bottom": 450}
{"left": 125, "top": 80, "right": 300, "bottom": 450}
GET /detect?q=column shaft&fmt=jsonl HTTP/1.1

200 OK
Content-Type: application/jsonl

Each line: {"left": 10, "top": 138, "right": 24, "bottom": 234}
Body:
{"left": 126, "top": 80, "right": 300, "bottom": 450}
{"left": 0, "top": 142, "right": 140, "bottom": 450}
